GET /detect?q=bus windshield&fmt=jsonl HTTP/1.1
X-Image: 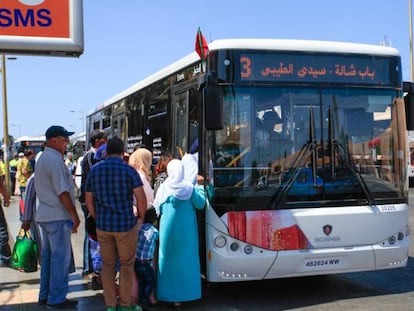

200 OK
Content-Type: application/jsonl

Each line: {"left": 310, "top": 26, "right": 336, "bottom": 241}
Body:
{"left": 209, "top": 86, "right": 406, "bottom": 213}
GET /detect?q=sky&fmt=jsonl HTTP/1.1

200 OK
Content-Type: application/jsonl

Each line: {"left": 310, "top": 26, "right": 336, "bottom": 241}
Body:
{"left": 1, "top": 0, "right": 412, "bottom": 139}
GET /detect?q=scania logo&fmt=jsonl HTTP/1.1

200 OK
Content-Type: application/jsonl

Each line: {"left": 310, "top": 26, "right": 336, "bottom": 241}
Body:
{"left": 323, "top": 224, "right": 332, "bottom": 236}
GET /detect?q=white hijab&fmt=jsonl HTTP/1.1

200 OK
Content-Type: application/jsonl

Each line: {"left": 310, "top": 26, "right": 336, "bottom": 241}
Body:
{"left": 181, "top": 152, "right": 198, "bottom": 185}
{"left": 153, "top": 159, "right": 194, "bottom": 215}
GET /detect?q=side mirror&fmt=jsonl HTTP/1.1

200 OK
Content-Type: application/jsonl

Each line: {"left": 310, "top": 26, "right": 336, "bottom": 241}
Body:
{"left": 204, "top": 86, "right": 223, "bottom": 130}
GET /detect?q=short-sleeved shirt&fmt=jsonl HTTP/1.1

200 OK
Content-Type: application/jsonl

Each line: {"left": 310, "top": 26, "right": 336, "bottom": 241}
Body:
{"left": 136, "top": 223, "right": 159, "bottom": 261}
{"left": 85, "top": 156, "right": 143, "bottom": 232}
{"left": 17, "top": 157, "right": 33, "bottom": 187}
{"left": 34, "top": 147, "right": 75, "bottom": 222}
{"left": 9, "top": 158, "right": 18, "bottom": 173}
{"left": 79, "top": 148, "right": 98, "bottom": 203}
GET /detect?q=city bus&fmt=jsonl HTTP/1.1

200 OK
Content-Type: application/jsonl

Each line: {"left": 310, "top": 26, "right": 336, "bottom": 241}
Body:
{"left": 13, "top": 135, "right": 46, "bottom": 156}
{"left": 86, "top": 39, "right": 412, "bottom": 282}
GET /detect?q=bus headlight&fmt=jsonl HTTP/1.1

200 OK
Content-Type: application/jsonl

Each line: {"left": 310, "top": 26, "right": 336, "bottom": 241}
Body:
{"left": 214, "top": 236, "right": 226, "bottom": 248}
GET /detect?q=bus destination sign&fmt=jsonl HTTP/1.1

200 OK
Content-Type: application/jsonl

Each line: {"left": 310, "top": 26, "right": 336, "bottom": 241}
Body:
{"left": 239, "top": 52, "right": 393, "bottom": 85}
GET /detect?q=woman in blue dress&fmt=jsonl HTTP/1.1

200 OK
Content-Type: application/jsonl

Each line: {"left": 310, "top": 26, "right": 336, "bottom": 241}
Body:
{"left": 153, "top": 159, "right": 205, "bottom": 307}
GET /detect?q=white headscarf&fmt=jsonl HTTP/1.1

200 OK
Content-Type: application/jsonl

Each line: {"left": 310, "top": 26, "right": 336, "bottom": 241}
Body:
{"left": 181, "top": 152, "right": 198, "bottom": 185}
{"left": 153, "top": 159, "right": 194, "bottom": 215}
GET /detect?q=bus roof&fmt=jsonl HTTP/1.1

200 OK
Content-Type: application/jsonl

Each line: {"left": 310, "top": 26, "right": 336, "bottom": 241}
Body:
{"left": 14, "top": 135, "right": 46, "bottom": 142}
{"left": 210, "top": 39, "right": 400, "bottom": 56}
{"left": 94, "top": 39, "right": 400, "bottom": 114}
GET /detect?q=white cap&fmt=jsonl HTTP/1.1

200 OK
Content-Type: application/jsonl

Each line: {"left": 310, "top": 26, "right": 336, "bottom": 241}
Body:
{"left": 18, "top": 152, "right": 24, "bottom": 157}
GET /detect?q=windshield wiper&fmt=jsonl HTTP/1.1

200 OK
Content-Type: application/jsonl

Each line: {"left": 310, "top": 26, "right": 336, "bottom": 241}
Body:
{"left": 269, "top": 106, "right": 319, "bottom": 209}
{"left": 327, "top": 102, "right": 376, "bottom": 206}
{"left": 269, "top": 104, "right": 376, "bottom": 209}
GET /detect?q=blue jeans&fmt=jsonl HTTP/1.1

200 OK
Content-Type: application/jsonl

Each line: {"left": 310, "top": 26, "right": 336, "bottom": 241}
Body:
{"left": 0, "top": 204, "right": 11, "bottom": 264}
{"left": 38, "top": 220, "right": 73, "bottom": 304}
{"left": 134, "top": 260, "right": 155, "bottom": 303}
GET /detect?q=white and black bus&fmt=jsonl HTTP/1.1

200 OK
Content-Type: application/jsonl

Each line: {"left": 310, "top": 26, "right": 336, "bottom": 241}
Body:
{"left": 86, "top": 39, "right": 413, "bottom": 282}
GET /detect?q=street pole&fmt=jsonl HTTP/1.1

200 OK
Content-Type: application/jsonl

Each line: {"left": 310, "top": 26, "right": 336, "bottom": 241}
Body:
{"left": 70, "top": 110, "right": 86, "bottom": 152}
{"left": 410, "top": 0, "right": 414, "bottom": 81}
{"left": 11, "top": 124, "right": 21, "bottom": 137}
{"left": 1, "top": 54, "right": 10, "bottom": 196}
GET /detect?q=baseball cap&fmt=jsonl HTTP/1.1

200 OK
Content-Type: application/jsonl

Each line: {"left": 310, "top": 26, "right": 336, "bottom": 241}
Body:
{"left": 18, "top": 152, "right": 24, "bottom": 157}
{"left": 45, "top": 125, "right": 75, "bottom": 140}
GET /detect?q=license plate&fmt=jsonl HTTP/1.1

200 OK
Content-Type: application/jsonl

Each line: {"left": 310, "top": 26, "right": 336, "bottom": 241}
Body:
{"left": 303, "top": 257, "right": 344, "bottom": 270}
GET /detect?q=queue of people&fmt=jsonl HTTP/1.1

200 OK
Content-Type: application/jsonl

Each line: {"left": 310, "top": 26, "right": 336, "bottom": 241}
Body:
{"left": 7, "top": 126, "right": 206, "bottom": 311}
{"left": 0, "top": 125, "right": 207, "bottom": 311}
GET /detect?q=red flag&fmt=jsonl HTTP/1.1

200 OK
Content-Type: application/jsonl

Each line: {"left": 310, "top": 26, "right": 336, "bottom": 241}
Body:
{"left": 195, "top": 27, "right": 209, "bottom": 61}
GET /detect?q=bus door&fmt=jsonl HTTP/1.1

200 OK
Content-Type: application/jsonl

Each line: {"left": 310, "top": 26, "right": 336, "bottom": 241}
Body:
{"left": 112, "top": 113, "right": 126, "bottom": 141}
{"left": 111, "top": 101, "right": 126, "bottom": 141}
{"left": 145, "top": 98, "right": 170, "bottom": 156}
{"left": 173, "top": 88, "right": 199, "bottom": 159}
{"left": 173, "top": 87, "right": 206, "bottom": 273}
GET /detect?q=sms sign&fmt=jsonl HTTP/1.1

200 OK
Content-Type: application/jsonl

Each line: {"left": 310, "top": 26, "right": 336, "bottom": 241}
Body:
{"left": 0, "top": 0, "right": 83, "bottom": 57}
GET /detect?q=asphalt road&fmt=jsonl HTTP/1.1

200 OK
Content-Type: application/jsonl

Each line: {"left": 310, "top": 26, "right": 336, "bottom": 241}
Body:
{"left": 2, "top": 191, "right": 414, "bottom": 311}
{"left": 185, "top": 189, "right": 414, "bottom": 311}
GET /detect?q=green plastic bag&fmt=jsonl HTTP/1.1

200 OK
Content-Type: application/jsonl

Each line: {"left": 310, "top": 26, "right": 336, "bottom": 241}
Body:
{"left": 10, "top": 229, "right": 39, "bottom": 272}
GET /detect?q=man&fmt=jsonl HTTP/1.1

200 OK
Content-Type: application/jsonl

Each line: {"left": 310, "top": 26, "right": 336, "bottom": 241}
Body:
{"left": 0, "top": 163, "right": 10, "bottom": 267}
{"left": 256, "top": 110, "right": 293, "bottom": 165}
{"left": 85, "top": 137, "right": 147, "bottom": 311}
{"left": 9, "top": 153, "right": 19, "bottom": 196}
{"left": 35, "top": 125, "right": 80, "bottom": 309}
{"left": 79, "top": 129, "right": 107, "bottom": 277}
{"left": 17, "top": 149, "right": 34, "bottom": 198}
{"left": 65, "top": 152, "right": 75, "bottom": 175}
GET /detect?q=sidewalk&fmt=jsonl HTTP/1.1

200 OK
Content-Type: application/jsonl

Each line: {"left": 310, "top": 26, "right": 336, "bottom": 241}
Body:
{"left": 0, "top": 196, "right": 106, "bottom": 310}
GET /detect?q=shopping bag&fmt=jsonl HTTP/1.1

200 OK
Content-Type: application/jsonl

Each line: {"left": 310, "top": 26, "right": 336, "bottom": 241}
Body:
{"left": 10, "top": 229, "right": 39, "bottom": 272}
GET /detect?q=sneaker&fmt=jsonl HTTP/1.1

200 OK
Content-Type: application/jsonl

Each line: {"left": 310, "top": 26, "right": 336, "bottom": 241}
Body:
{"left": 81, "top": 271, "right": 93, "bottom": 280}
{"left": 38, "top": 299, "right": 48, "bottom": 305}
{"left": 47, "top": 299, "right": 78, "bottom": 309}
{"left": 118, "top": 305, "right": 142, "bottom": 311}
{"left": 91, "top": 275, "right": 103, "bottom": 290}
{"left": 0, "top": 260, "right": 9, "bottom": 268}
{"left": 141, "top": 301, "right": 157, "bottom": 311}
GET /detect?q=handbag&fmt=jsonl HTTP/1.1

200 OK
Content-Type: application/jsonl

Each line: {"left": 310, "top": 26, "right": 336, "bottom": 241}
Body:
{"left": 10, "top": 228, "right": 39, "bottom": 272}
